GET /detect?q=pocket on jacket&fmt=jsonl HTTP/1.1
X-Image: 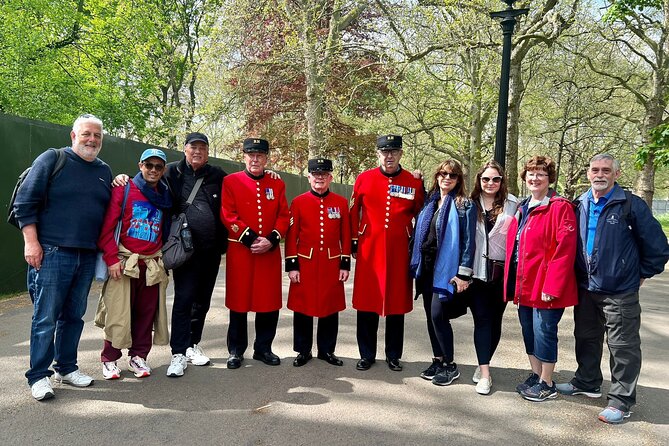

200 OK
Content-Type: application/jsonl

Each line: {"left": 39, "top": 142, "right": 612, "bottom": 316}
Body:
{"left": 358, "top": 224, "right": 367, "bottom": 236}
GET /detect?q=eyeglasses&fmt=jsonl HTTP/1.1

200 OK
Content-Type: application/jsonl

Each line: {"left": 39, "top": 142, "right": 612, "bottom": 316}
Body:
{"left": 379, "top": 149, "right": 401, "bottom": 157}
{"left": 142, "top": 162, "right": 165, "bottom": 171}
{"left": 481, "top": 176, "right": 502, "bottom": 184}
{"left": 526, "top": 172, "right": 548, "bottom": 179}
{"left": 438, "top": 171, "right": 458, "bottom": 179}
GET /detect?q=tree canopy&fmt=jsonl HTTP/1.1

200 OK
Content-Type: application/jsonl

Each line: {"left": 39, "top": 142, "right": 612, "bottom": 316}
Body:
{"left": 1, "top": 0, "right": 667, "bottom": 200}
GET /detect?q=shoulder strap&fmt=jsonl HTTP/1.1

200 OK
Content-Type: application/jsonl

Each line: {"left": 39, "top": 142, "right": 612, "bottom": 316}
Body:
{"left": 113, "top": 183, "right": 131, "bottom": 245}
{"left": 621, "top": 190, "right": 633, "bottom": 226}
{"left": 186, "top": 177, "right": 204, "bottom": 205}
{"left": 49, "top": 148, "right": 67, "bottom": 182}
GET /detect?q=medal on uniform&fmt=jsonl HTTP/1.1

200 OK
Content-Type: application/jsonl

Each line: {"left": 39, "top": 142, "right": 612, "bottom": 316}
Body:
{"left": 265, "top": 188, "right": 274, "bottom": 200}
{"left": 389, "top": 184, "right": 415, "bottom": 200}
{"left": 328, "top": 207, "right": 341, "bottom": 219}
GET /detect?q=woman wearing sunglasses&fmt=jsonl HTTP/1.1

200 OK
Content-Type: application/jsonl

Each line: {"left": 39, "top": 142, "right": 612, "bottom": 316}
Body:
{"left": 505, "top": 155, "right": 578, "bottom": 402}
{"left": 468, "top": 161, "right": 518, "bottom": 394}
{"left": 410, "top": 160, "right": 476, "bottom": 387}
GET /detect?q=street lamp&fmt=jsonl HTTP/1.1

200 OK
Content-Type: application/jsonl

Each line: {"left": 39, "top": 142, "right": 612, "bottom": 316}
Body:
{"left": 490, "top": 0, "right": 529, "bottom": 168}
{"left": 337, "top": 152, "right": 346, "bottom": 183}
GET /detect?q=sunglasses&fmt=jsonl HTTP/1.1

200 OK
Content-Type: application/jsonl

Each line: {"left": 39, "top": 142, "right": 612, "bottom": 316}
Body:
{"left": 438, "top": 171, "right": 458, "bottom": 179}
{"left": 142, "top": 162, "right": 165, "bottom": 171}
{"left": 481, "top": 176, "right": 502, "bottom": 184}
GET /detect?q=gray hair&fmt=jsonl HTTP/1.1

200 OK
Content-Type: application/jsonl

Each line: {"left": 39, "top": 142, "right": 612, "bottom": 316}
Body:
{"left": 72, "top": 114, "right": 104, "bottom": 134}
{"left": 589, "top": 153, "right": 621, "bottom": 171}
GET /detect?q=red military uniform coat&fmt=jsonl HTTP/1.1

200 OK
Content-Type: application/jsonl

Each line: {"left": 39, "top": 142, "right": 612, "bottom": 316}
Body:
{"left": 220, "top": 170, "right": 290, "bottom": 313}
{"left": 285, "top": 190, "right": 351, "bottom": 318}
{"left": 350, "top": 167, "right": 424, "bottom": 315}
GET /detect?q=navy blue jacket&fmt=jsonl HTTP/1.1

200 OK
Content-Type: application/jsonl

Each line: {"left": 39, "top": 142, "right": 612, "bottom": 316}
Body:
{"left": 575, "top": 183, "right": 669, "bottom": 294}
{"left": 13, "top": 147, "right": 112, "bottom": 250}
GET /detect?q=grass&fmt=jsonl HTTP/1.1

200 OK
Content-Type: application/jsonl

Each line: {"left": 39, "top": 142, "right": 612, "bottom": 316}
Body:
{"left": 656, "top": 213, "right": 669, "bottom": 237}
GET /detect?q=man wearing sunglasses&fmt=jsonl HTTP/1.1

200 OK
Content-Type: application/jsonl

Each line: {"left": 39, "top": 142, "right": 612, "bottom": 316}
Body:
{"left": 350, "top": 134, "right": 425, "bottom": 371}
{"left": 96, "top": 149, "right": 172, "bottom": 380}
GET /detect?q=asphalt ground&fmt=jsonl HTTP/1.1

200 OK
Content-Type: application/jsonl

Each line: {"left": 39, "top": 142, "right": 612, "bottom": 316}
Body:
{"left": 0, "top": 255, "right": 667, "bottom": 445}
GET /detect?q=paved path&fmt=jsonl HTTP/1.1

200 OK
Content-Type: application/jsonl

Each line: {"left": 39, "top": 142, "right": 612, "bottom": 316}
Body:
{"left": 0, "top": 258, "right": 667, "bottom": 445}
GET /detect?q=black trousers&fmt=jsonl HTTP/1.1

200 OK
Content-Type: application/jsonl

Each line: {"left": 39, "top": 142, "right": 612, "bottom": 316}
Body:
{"left": 293, "top": 312, "right": 339, "bottom": 354}
{"left": 356, "top": 311, "right": 404, "bottom": 360}
{"left": 227, "top": 310, "right": 279, "bottom": 355}
{"left": 170, "top": 248, "right": 221, "bottom": 355}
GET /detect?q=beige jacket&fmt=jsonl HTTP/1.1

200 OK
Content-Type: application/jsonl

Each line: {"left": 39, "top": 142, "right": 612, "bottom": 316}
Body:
{"left": 94, "top": 244, "right": 169, "bottom": 349}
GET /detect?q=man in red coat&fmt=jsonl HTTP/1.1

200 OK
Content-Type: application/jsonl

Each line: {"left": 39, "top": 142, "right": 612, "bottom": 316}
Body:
{"left": 350, "top": 135, "right": 425, "bottom": 371}
{"left": 286, "top": 158, "right": 351, "bottom": 367}
{"left": 220, "top": 138, "right": 289, "bottom": 368}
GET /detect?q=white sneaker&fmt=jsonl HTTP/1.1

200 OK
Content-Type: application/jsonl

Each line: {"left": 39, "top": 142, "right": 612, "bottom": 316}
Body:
{"left": 54, "top": 369, "right": 94, "bottom": 387}
{"left": 31, "top": 377, "right": 54, "bottom": 401}
{"left": 472, "top": 366, "right": 482, "bottom": 383}
{"left": 166, "top": 354, "right": 187, "bottom": 377}
{"left": 128, "top": 356, "right": 151, "bottom": 378}
{"left": 102, "top": 361, "right": 121, "bottom": 380}
{"left": 476, "top": 376, "right": 492, "bottom": 395}
{"left": 186, "top": 344, "right": 210, "bottom": 366}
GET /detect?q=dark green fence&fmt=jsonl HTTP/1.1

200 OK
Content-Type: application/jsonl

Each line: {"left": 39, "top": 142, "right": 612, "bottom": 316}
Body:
{"left": 0, "top": 113, "right": 352, "bottom": 295}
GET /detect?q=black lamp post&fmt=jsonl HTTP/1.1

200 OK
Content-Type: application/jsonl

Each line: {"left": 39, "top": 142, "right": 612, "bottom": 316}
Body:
{"left": 337, "top": 152, "right": 346, "bottom": 183}
{"left": 490, "top": 0, "right": 529, "bottom": 168}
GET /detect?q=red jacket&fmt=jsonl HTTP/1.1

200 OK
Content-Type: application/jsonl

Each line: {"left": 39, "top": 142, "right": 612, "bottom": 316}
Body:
{"left": 220, "top": 171, "right": 290, "bottom": 312}
{"left": 504, "top": 195, "right": 578, "bottom": 309}
{"left": 98, "top": 182, "right": 164, "bottom": 266}
{"left": 350, "top": 167, "right": 424, "bottom": 316}
{"left": 285, "top": 190, "right": 351, "bottom": 317}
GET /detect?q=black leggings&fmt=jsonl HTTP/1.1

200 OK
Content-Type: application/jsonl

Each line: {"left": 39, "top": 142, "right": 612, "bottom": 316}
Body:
{"left": 468, "top": 279, "right": 507, "bottom": 365}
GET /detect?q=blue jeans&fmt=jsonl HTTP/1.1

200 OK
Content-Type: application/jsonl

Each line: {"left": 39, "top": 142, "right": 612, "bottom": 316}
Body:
{"left": 25, "top": 244, "right": 96, "bottom": 386}
{"left": 518, "top": 305, "right": 564, "bottom": 363}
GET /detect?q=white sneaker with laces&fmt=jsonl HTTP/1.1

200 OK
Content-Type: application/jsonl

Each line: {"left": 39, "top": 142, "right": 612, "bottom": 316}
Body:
{"left": 102, "top": 361, "right": 121, "bottom": 380}
{"left": 53, "top": 369, "right": 94, "bottom": 387}
{"left": 475, "top": 376, "right": 492, "bottom": 395}
{"left": 128, "top": 356, "right": 151, "bottom": 378}
{"left": 166, "top": 354, "right": 187, "bottom": 377}
{"left": 472, "top": 366, "right": 482, "bottom": 383}
{"left": 186, "top": 344, "right": 210, "bottom": 366}
{"left": 31, "top": 377, "right": 54, "bottom": 401}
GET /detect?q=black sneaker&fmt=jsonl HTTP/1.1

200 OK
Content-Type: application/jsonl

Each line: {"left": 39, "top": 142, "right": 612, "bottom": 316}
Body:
{"left": 432, "top": 362, "right": 460, "bottom": 386}
{"left": 520, "top": 380, "right": 558, "bottom": 402}
{"left": 420, "top": 358, "right": 443, "bottom": 380}
{"left": 515, "top": 372, "right": 539, "bottom": 394}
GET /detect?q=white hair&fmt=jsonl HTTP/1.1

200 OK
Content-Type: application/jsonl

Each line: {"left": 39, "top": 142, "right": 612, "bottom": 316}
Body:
{"left": 590, "top": 153, "right": 621, "bottom": 171}
{"left": 72, "top": 114, "right": 104, "bottom": 134}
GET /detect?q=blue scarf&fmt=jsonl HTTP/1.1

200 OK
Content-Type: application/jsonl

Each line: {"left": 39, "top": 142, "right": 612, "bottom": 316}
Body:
{"left": 132, "top": 172, "right": 172, "bottom": 210}
{"left": 410, "top": 191, "right": 460, "bottom": 301}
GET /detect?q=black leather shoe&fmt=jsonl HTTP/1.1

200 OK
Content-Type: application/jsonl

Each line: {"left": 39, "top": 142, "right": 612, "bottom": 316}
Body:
{"left": 253, "top": 351, "right": 281, "bottom": 366}
{"left": 292, "top": 352, "right": 313, "bottom": 367}
{"left": 356, "top": 358, "right": 375, "bottom": 371}
{"left": 317, "top": 352, "right": 343, "bottom": 366}
{"left": 227, "top": 354, "right": 243, "bottom": 369}
{"left": 386, "top": 358, "right": 402, "bottom": 371}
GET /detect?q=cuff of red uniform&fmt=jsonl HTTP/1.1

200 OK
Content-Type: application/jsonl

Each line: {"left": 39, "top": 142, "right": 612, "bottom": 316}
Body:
{"left": 268, "top": 230, "right": 282, "bottom": 249}
{"left": 340, "top": 256, "right": 351, "bottom": 271}
{"left": 351, "top": 239, "right": 358, "bottom": 254}
{"left": 285, "top": 256, "right": 299, "bottom": 272}
{"left": 240, "top": 228, "right": 259, "bottom": 248}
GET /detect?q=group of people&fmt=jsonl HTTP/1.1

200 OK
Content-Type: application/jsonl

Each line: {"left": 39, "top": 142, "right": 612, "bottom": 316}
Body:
{"left": 12, "top": 114, "right": 669, "bottom": 426}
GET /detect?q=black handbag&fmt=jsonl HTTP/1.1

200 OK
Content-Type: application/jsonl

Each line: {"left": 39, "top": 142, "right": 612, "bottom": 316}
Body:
{"left": 486, "top": 258, "right": 505, "bottom": 283}
{"left": 162, "top": 177, "right": 202, "bottom": 270}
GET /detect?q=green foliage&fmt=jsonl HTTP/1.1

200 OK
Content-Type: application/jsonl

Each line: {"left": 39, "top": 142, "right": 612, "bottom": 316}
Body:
{"left": 636, "top": 124, "right": 669, "bottom": 168}
{"left": 604, "top": 0, "right": 662, "bottom": 22}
